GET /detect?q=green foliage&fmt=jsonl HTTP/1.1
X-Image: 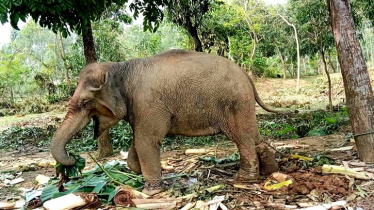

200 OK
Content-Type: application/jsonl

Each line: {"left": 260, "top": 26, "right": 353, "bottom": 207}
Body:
{"left": 249, "top": 56, "right": 269, "bottom": 77}
{"left": 129, "top": 0, "right": 168, "bottom": 32}
{"left": 290, "top": 154, "right": 335, "bottom": 169}
{"left": 0, "top": 0, "right": 129, "bottom": 37}
{"left": 200, "top": 1, "right": 245, "bottom": 56}
{"left": 313, "top": 155, "right": 335, "bottom": 166}
{"left": 121, "top": 22, "right": 191, "bottom": 58}
{"left": 55, "top": 155, "right": 86, "bottom": 178}
{"left": 287, "top": 0, "right": 335, "bottom": 56}
{"left": 199, "top": 152, "right": 240, "bottom": 164}
{"left": 42, "top": 160, "right": 143, "bottom": 204}
{"left": 259, "top": 109, "right": 350, "bottom": 140}
{"left": 0, "top": 126, "right": 54, "bottom": 150}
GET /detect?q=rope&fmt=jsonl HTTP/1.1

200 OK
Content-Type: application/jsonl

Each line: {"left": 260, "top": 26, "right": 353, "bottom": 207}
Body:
{"left": 354, "top": 130, "right": 374, "bottom": 138}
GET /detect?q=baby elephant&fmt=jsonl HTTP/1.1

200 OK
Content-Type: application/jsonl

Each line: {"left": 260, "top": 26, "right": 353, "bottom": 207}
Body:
{"left": 50, "top": 50, "right": 279, "bottom": 195}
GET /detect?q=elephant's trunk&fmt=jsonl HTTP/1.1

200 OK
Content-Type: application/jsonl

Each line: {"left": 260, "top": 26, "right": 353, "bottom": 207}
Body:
{"left": 50, "top": 110, "right": 90, "bottom": 166}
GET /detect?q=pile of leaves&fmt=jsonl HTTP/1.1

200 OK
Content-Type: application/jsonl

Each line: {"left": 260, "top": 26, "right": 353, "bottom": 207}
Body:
{"left": 41, "top": 157, "right": 144, "bottom": 205}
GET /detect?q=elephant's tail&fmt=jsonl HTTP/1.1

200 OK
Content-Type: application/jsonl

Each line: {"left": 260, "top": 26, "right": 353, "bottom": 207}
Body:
{"left": 244, "top": 73, "right": 282, "bottom": 114}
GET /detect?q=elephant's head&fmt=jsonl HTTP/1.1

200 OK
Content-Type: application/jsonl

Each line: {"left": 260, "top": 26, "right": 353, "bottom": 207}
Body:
{"left": 51, "top": 63, "right": 124, "bottom": 166}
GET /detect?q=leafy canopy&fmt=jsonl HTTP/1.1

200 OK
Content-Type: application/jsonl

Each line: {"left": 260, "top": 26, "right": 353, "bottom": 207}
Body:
{"left": 0, "top": 0, "right": 129, "bottom": 37}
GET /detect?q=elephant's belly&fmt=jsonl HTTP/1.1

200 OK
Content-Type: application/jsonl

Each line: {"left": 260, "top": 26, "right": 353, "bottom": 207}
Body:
{"left": 167, "top": 119, "right": 221, "bottom": 137}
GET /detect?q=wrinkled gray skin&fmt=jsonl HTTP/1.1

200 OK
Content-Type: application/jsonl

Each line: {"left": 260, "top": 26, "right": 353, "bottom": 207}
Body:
{"left": 50, "top": 50, "right": 279, "bottom": 195}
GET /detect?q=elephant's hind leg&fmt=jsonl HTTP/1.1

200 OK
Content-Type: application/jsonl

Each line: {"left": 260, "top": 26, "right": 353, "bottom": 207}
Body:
{"left": 222, "top": 109, "right": 260, "bottom": 181}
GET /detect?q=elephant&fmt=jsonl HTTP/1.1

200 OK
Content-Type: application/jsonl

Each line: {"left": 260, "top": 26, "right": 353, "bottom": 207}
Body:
{"left": 50, "top": 49, "right": 279, "bottom": 195}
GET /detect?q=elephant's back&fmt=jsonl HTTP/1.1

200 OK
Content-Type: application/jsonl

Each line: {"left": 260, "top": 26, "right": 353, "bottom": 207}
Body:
{"left": 151, "top": 50, "right": 252, "bottom": 94}
{"left": 139, "top": 50, "right": 254, "bottom": 111}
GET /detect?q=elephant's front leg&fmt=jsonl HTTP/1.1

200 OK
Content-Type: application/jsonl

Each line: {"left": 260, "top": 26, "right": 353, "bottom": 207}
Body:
{"left": 134, "top": 133, "right": 163, "bottom": 195}
{"left": 133, "top": 117, "right": 170, "bottom": 195}
{"left": 127, "top": 142, "right": 141, "bottom": 174}
{"left": 97, "top": 129, "right": 113, "bottom": 159}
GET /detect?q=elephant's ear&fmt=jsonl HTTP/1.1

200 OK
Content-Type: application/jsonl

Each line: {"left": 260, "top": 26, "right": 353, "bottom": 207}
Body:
{"left": 89, "top": 71, "right": 109, "bottom": 92}
{"left": 88, "top": 71, "right": 118, "bottom": 117}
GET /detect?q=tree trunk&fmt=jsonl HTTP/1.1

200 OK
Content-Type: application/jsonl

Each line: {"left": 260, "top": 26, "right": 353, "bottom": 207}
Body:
{"left": 10, "top": 86, "right": 14, "bottom": 103}
{"left": 82, "top": 20, "right": 97, "bottom": 65}
{"left": 321, "top": 50, "right": 333, "bottom": 111}
{"left": 289, "top": 60, "right": 295, "bottom": 78}
{"left": 276, "top": 46, "right": 287, "bottom": 79}
{"left": 191, "top": 29, "right": 203, "bottom": 52}
{"left": 244, "top": 0, "right": 258, "bottom": 60}
{"left": 249, "top": 36, "right": 257, "bottom": 60}
{"left": 186, "top": 21, "right": 203, "bottom": 52}
{"left": 327, "top": 0, "right": 374, "bottom": 162}
{"left": 303, "top": 57, "right": 307, "bottom": 74}
{"left": 278, "top": 13, "right": 300, "bottom": 91}
{"left": 58, "top": 32, "right": 70, "bottom": 82}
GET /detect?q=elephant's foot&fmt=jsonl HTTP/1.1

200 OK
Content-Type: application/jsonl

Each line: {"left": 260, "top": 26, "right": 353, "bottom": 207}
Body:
{"left": 235, "top": 166, "right": 259, "bottom": 182}
{"left": 142, "top": 180, "right": 162, "bottom": 196}
{"left": 97, "top": 147, "right": 114, "bottom": 159}
{"left": 256, "top": 143, "right": 279, "bottom": 175}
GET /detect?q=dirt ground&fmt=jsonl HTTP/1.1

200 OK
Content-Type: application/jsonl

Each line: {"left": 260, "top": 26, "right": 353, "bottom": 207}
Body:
{"left": 1, "top": 128, "right": 373, "bottom": 209}
{"left": 1, "top": 74, "right": 374, "bottom": 209}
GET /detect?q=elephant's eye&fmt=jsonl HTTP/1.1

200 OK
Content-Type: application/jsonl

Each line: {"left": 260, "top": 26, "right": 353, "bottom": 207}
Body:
{"left": 82, "top": 99, "right": 93, "bottom": 107}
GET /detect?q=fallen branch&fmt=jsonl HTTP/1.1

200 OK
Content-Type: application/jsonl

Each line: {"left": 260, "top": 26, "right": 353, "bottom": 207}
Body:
{"left": 290, "top": 155, "right": 313, "bottom": 162}
{"left": 185, "top": 149, "right": 208, "bottom": 155}
{"left": 180, "top": 202, "right": 196, "bottom": 210}
{"left": 88, "top": 153, "right": 124, "bottom": 186}
{"left": 132, "top": 198, "right": 182, "bottom": 205}
{"left": 329, "top": 146, "right": 354, "bottom": 151}
{"left": 43, "top": 194, "right": 87, "bottom": 210}
{"left": 322, "top": 165, "right": 369, "bottom": 180}
{"left": 263, "top": 180, "right": 293, "bottom": 191}
{"left": 0, "top": 201, "right": 15, "bottom": 210}
{"left": 135, "top": 202, "right": 177, "bottom": 209}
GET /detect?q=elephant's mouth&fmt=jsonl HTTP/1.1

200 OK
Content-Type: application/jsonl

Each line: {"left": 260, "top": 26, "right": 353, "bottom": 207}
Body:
{"left": 93, "top": 115, "right": 101, "bottom": 140}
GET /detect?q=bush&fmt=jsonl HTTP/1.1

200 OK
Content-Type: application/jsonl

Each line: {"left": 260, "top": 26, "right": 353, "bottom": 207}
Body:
{"left": 249, "top": 57, "right": 268, "bottom": 77}
{"left": 258, "top": 109, "right": 350, "bottom": 139}
{"left": 0, "top": 126, "right": 55, "bottom": 150}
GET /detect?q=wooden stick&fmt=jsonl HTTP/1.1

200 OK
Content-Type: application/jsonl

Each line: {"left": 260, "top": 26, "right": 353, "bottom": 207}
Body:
{"left": 0, "top": 201, "right": 15, "bottom": 210}
{"left": 132, "top": 198, "right": 182, "bottom": 205}
{"left": 185, "top": 149, "right": 208, "bottom": 154}
{"left": 43, "top": 194, "right": 86, "bottom": 210}
{"left": 88, "top": 153, "right": 128, "bottom": 186}
{"left": 136, "top": 202, "right": 177, "bottom": 209}
{"left": 180, "top": 202, "right": 196, "bottom": 210}
{"left": 219, "top": 203, "right": 228, "bottom": 210}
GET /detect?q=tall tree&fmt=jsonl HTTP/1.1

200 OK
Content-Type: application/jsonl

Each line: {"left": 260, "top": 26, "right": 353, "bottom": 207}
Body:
{"left": 166, "top": 0, "right": 212, "bottom": 52}
{"left": 199, "top": 1, "right": 245, "bottom": 56}
{"left": 277, "top": 12, "right": 300, "bottom": 90}
{"left": 327, "top": 0, "right": 374, "bottom": 162}
{"left": 289, "top": 0, "right": 335, "bottom": 109}
{"left": 130, "top": 0, "right": 212, "bottom": 52}
{"left": 0, "top": 0, "right": 129, "bottom": 64}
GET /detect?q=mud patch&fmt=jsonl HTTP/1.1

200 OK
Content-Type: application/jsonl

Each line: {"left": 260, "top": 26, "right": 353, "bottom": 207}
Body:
{"left": 288, "top": 171, "right": 349, "bottom": 196}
